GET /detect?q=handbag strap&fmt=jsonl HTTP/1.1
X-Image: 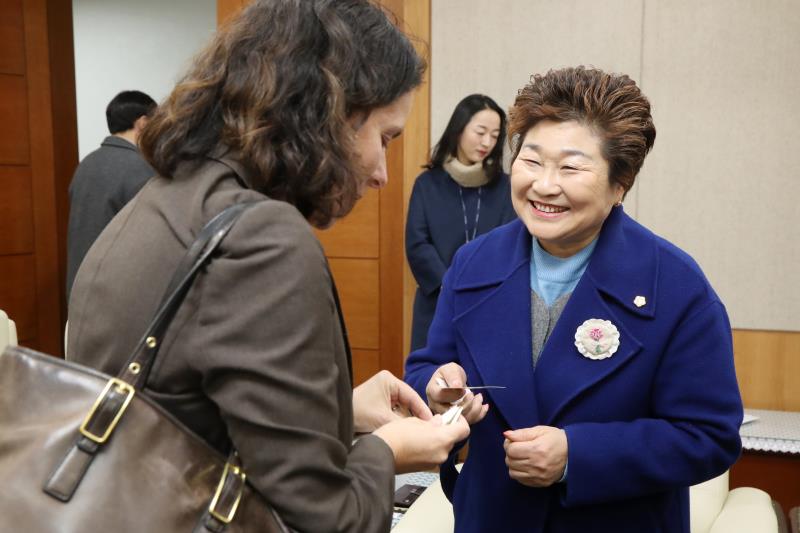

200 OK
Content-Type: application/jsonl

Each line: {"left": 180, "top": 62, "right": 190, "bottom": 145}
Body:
{"left": 118, "top": 202, "right": 257, "bottom": 389}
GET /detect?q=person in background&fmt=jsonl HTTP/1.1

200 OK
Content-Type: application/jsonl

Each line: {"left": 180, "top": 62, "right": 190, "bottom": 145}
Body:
{"left": 404, "top": 66, "right": 743, "bottom": 533}
{"left": 66, "top": 90, "right": 156, "bottom": 298}
{"left": 66, "top": 1, "right": 468, "bottom": 532}
{"left": 406, "top": 94, "right": 515, "bottom": 351}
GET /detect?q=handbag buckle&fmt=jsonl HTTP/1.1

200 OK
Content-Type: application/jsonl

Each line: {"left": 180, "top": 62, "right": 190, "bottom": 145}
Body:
{"left": 79, "top": 378, "right": 136, "bottom": 444}
{"left": 208, "top": 462, "right": 246, "bottom": 524}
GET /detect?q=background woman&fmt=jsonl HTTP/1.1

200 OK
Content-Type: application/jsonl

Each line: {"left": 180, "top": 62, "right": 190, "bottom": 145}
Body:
{"left": 66, "top": 1, "right": 468, "bottom": 531}
{"left": 405, "top": 67, "right": 743, "bottom": 532}
{"left": 406, "top": 94, "right": 516, "bottom": 351}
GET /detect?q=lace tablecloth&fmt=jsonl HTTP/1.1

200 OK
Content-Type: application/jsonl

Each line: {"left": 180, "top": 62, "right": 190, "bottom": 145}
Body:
{"left": 741, "top": 409, "right": 800, "bottom": 455}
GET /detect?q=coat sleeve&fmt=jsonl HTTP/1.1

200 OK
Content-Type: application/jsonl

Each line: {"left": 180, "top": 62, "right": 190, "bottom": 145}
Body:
{"left": 191, "top": 202, "right": 394, "bottom": 532}
{"left": 561, "top": 299, "right": 743, "bottom": 506}
{"left": 405, "top": 177, "right": 448, "bottom": 296}
{"left": 404, "top": 258, "right": 460, "bottom": 400}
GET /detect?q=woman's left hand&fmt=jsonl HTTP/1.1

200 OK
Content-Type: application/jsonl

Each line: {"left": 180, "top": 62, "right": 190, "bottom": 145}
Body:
{"left": 503, "top": 426, "right": 568, "bottom": 487}
{"left": 353, "top": 370, "right": 433, "bottom": 433}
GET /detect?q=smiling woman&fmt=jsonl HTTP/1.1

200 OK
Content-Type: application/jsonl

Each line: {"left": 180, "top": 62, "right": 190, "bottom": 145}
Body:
{"left": 404, "top": 66, "right": 743, "bottom": 533}
{"left": 511, "top": 120, "right": 623, "bottom": 257}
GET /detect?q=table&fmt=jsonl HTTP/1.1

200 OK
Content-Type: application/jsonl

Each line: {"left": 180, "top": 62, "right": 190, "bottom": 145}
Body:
{"left": 392, "top": 472, "right": 439, "bottom": 529}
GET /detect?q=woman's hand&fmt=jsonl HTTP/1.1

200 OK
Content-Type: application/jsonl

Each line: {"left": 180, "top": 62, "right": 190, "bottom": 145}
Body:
{"left": 373, "top": 414, "right": 470, "bottom": 473}
{"left": 425, "top": 363, "right": 488, "bottom": 425}
{"left": 353, "top": 370, "right": 432, "bottom": 433}
{"left": 503, "top": 426, "right": 568, "bottom": 487}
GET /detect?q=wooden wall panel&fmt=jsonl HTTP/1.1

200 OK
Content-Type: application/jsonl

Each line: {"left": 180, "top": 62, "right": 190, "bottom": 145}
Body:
{"left": 315, "top": 188, "right": 379, "bottom": 259}
{"left": 352, "top": 349, "right": 380, "bottom": 387}
{"left": 379, "top": 101, "right": 406, "bottom": 376}
{"left": 46, "top": 0, "right": 78, "bottom": 332}
{"left": 733, "top": 329, "right": 800, "bottom": 411}
{"left": 0, "top": 0, "right": 75, "bottom": 354}
{"left": 0, "top": 166, "right": 34, "bottom": 255}
{"left": 0, "top": 255, "right": 38, "bottom": 343}
{"left": 400, "top": 0, "right": 431, "bottom": 357}
{"left": 21, "top": 0, "right": 70, "bottom": 355}
{"left": 328, "top": 258, "right": 380, "bottom": 350}
{"left": 0, "top": 75, "right": 30, "bottom": 164}
{"left": 377, "top": 0, "right": 431, "bottom": 375}
{"left": 217, "top": 0, "right": 246, "bottom": 25}
{"left": 0, "top": 0, "right": 25, "bottom": 75}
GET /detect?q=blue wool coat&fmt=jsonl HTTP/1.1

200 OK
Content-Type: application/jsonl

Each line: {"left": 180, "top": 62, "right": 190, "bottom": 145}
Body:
{"left": 405, "top": 168, "right": 516, "bottom": 351}
{"left": 404, "top": 207, "right": 743, "bottom": 533}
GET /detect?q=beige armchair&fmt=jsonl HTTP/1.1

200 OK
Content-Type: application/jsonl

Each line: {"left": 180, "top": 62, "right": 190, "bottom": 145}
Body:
{"left": 393, "top": 469, "right": 784, "bottom": 533}
{"left": 0, "top": 310, "right": 18, "bottom": 353}
{"left": 690, "top": 470, "right": 783, "bottom": 533}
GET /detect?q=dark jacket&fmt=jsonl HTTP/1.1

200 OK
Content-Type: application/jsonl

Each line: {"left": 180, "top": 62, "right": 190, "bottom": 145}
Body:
{"left": 405, "top": 208, "right": 743, "bottom": 533}
{"left": 67, "top": 156, "right": 395, "bottom": 532}
{"left": 405, "top": 167, "right": 515, "bottom": 350}
{"left": 66, "top": 136, "right": 154, "bottom": 298}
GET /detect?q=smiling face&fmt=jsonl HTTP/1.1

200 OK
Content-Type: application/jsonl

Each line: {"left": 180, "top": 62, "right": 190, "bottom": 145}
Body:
{"left": 456, "top": 109, "right": 501, "bottom": 165}
{"left": 510, "top": 120, "right": 624, "bottom": 257}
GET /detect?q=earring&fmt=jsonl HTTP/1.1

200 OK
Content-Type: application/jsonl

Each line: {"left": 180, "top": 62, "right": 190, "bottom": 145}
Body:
{"left": 614, "top": 201, "right": 623, "bottom": 207}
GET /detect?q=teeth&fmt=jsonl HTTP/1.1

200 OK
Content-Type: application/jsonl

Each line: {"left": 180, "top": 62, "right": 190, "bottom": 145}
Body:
{"left": 533, "top": 201, "right": 567, "bottom": 213}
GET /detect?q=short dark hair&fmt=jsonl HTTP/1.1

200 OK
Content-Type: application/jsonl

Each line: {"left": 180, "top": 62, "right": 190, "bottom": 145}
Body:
{"left": 428, "top": 94, "right": 506, "bottom": 183}
{"left": 106, "top": 90, "right": 157, "bottom": 134}
{"left": 140, "top": 0, "right": 425, "bottom": 227}
{"left": 509, "top": 66, "right": 656, "bottom": 195}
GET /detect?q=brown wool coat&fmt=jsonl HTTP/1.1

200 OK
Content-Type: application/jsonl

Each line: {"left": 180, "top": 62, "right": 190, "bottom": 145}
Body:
{"left": 67, "top": 156, "right": 394, "bottom": 532}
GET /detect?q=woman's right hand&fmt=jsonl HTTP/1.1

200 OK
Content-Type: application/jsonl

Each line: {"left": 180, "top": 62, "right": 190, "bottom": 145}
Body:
{"left": 425, "top": 363, "right": 489, "bottom": 424}
{"left": 373, "top": 414, "right": 469, "bottom": 473}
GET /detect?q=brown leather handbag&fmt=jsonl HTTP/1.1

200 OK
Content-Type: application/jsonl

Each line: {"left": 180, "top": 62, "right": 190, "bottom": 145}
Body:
{"left": 0, "top": 204, "right": 292, "bottom": 532}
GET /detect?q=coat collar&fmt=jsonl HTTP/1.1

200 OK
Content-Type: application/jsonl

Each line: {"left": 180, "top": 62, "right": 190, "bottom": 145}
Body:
{"left": 452, "top": 218, "right": 531, "bottom": 290}
{"left": 584, "top": 206, "right": 659, "bottom": 318}
{"left": 101, "top": 135, "right": 138, "bottom": 151}
{"left": 453, "top": 206, "right": 659, "bottom": 318}
{"left": 451, "top": 207, "right": 660, "bottom": 428}
{"left": 208, "top": 146, "right": 256, "bottom": 190}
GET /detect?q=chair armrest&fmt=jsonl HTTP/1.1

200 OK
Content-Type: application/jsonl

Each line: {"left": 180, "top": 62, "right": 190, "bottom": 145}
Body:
{"left": 709, "top": 487, "right": 779, "bottom": 533}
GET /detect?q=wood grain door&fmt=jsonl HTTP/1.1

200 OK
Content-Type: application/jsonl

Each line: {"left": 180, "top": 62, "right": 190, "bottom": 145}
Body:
{"left": 0, "top": 0, "right": 77, "bottom": 355}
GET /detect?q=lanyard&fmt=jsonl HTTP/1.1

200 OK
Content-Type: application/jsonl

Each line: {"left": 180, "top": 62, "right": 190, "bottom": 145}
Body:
{"left": 458, "top": 186, "right": 482, "bottom": 243}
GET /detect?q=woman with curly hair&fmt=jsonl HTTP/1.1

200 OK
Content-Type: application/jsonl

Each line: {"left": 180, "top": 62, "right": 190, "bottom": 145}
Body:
{"left": 67, "top": 1, "right": 468, "bottom": 531}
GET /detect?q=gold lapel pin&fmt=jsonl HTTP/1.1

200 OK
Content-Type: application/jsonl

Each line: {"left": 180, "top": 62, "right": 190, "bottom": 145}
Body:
{"left": 633, "top": 295, "right": 646, "bottom": 308}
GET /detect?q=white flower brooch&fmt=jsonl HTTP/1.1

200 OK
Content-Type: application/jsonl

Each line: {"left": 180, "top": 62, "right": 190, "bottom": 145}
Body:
{"left": 574, "top": 318, "right": 620, "bottom": 360}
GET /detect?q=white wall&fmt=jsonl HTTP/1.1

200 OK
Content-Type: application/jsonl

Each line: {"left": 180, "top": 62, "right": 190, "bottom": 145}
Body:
{"left": 432, "top": 0, "right": 800, "bottom": 331}
{"left": 73, "top": 0, "right": 216, "bottom": 159}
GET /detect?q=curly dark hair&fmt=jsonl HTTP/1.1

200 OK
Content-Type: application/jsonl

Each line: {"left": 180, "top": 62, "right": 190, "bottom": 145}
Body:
{"left": 139, "top": 0, "right": 425, "bottom": 226}
{"left": 509, "top": 66, "right": 656, "bottom": 194}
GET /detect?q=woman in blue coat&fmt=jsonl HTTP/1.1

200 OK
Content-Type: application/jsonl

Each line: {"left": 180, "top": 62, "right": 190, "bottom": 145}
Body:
{"left": 406, "top": 94, "right": 516, "bottom": 351}
{"left": 404, "top": 67, "right": 743, "bottom": 533}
